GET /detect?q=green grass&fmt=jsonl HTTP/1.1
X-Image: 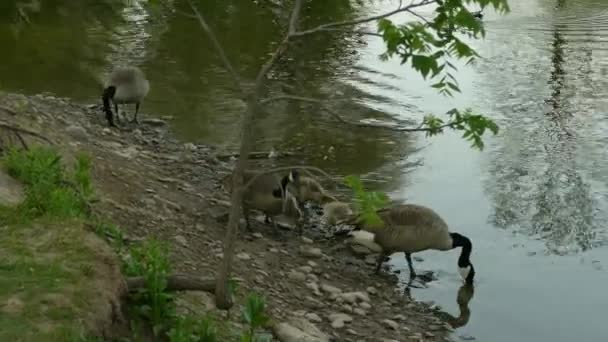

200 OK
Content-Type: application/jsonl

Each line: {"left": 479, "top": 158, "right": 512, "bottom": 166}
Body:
{"left": 0, "top": 220, "right": 118, "bottom": 342}
{"left": 0, "top": 146, "right": 110, "bottom": 341}
{"left": 1, "top": 146, "right": 93, "bottom": 222}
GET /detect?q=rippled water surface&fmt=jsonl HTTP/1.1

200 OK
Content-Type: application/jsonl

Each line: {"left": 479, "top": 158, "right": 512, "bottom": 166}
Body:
{"left": 2, "top": 0, "right": 608, "bottom": 341}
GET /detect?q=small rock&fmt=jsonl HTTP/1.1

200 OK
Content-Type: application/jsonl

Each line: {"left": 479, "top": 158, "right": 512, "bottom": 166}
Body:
{"left": 429, "top": 324, "right": 441, "bottom": 331}
{"left": 269, "top": 248, "right": 279, "bottom": 253}
{"left": 236, "top": 252, "right": 251, "bottom": 260}
{"left": 299, "top": 266, "right": 313, "bottom": 274}
{"left": 288, "top": 271, "right": 307, "bottom": 282}
{"left": 65, "top": 125, "right": 88, "bottom": 140}
{"left": 174, "top": 235, "right": 188, "bottom": 247}
{"left": 329, "top": 313, "right": 353, "bottom": 329}
{"left": 340, "top": 292, "right": 370, "bottom": 304}
{"left": 320, "top": 283, "right": 342, "bottom": 295}
{"left": 184, "top": 142, "right": 197, "bottom": 151}
{"left": 359, "top": 302, "right": 371, "bottom": 310}
{"left": 307, "top": 261, "right": 318, "bottom": 268}
{"left": 306, "top": 282, "right": 321, "bottom": 296}
{"left": 349, "top": 244, "right": 376, "bottom": 256}
{"left": 331, "top": 320, "right": 345, "bottom": 329}
{"left": 382, "top": 319, "right": 399, "bottom": 330}
{"left": 273, "top": 317, "right": 331, "bottom": 342}
{"left": 366, "top": 286, "right": 377, "bottom": 295}
{"left": 347, "top": 329, "right": 359, "bottom": 336}
{"left": 393, "top": 314, "right": 407, "bottom": 321}
{"left": 305, "top": 313, "right": 322, "bottom": 323}
{"left": 425, "top": 332, "right": 436, "bottom": 338}
{"left": 252, "top": 232, "right": 264, "bottom": 239}
{"left": 307, "top": 274, "right": 318, "bottom": 282}
{"left": 353, "top": 308, "right": 366, "bottom": 316}
{"left": 300, "top": 246, "right": 323, "bottom": 258}
{"left": 342, "top": 304, "right": 353, "bottom": 313}
{"left": 301, "top": 236, "right": 314, "bottom": 244}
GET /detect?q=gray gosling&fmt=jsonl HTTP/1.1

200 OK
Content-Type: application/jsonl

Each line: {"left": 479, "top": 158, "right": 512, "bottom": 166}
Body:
{"left": 102, "top": 66, "right": 150, "bottom": 126}
{"left": 348, "top": 203, "right": 475, "bottom": 285}
{"left": 222, "top": 170, "right": 303, "bottom": 231}
{"left": 288, "top": 170, "right": 339, "bottom": 205}
{"left": 321, "top": 201, "right": 354, "bottom": 225}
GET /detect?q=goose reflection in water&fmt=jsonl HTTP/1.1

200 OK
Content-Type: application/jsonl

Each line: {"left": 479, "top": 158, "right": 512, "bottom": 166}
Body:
{"left": 434, "top": 284, "right": 475, "bottom": 329}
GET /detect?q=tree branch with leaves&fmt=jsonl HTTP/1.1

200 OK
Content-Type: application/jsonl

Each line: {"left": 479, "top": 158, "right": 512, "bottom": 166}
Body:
{"left": 184, "top": 0, "right": 510, "bottom": 310}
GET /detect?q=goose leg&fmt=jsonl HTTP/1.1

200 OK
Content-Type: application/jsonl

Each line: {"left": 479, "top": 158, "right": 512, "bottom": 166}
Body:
{"left": 131, "top": 102, "right": 140, "bottom": 124}
{"left": 375, "top": 252, "right": 387, "bottom": 274}
{"left": 114, "top": 103, "right": 121, "bottom": 123}
{"left": 405, "top": 253, "right": 416, "bottom": 279}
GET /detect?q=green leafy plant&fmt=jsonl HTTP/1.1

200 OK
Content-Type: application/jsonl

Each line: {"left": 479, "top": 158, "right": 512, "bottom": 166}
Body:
{"left": 125, "top": 238, "right": 175, "bottom": 336}
{"left": 240, "top": 293, "right": 272, "bottom": 342}
{"left": 344, "top": 175, "right": 389, "bottom": 227}
{"left": 167, "top": 315, "right": 218, "bottom": 342}
{"left": 2, "top": 146, "right": 93, "bottom": 219}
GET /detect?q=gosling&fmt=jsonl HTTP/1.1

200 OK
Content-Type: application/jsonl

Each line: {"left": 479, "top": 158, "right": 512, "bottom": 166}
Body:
{"left": 222, "top": 170, "right": 302, "bottom": 231}
{"left": 289, "top": 171, "right": 339, "bottom": 205}
{"left": 321, "top": 201, "right": 354, "bottom": 225}
{"left": 102, "top": 66, "right": 150, "bottom": 126}
{"left": 349, "top": 204, "right": 475, "bottom": 285}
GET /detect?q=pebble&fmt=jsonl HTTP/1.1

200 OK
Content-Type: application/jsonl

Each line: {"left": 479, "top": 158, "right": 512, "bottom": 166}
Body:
{"left": 366, "top": 286, "right": 377, "bottom": 295}
{"left": 353, "top": 308, "right": 366, "bottom": 316}
{"left": 320, "top": 283, "right": 342, "bottom": 295}
{"left": 306, "top": 282, "right": 321, "bottom": 296}
{"left": 382, "top": 319, "right": 399, "bottom": 330}
{"left": 288, "top": 271, "right": 307, "bottom": 282}
{"left": 329, "top": 313, "right": 353, "bottom": 329}
{"left": 307, "top": 261, "right": 318, "bottom": 268}
{"left": 347, "top": 329, "right": 359, "bottom": 336}
{"left": 301, "top": 236, "right": 314, "bottom": 244}
{"left": 393, "top": 314, "right": 407, "bottom": 321}
{"left": 269, "top": 248, "right": 279, "bottom": 253}
{"left": 174, "top": 235, "right": 188, "bottom": 247}
{"left": 300, "top": 246, "right": 323, "bottom": 258}
{"left": 305, "top": 313, "right": 322, "bottom": 323}
{"left": 252, "top": 232, "right": 263, "bottom": 239}
{"left": 236, "top": 252, "right": 251, "bottom": 260}
{"left": 298, "top": 266, "right": 313, "bottom": 274}
{"left": 183, "top": 142, "right": 197, "bottom": 151}
{"left": 65, "top": 125, "right": 88, "bottom": 140}
{"left": 307, "top": 274, "right": 318, "bottom": 282}
{"left": 340, "top": 291, "right": 370, "bottom": 304}
{"left": 359, "top": 301, "right": 371, "bottom": 310}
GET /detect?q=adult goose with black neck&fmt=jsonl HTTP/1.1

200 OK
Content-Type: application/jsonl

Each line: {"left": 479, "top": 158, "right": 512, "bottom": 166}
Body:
{"left": 348, "top": 204, "right": 475, "bottom": 285}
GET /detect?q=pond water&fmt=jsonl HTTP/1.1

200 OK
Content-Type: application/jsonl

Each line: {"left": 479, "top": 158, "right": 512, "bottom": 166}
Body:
{"left": 2, "top": 0, "right": 608, "bottom": 341}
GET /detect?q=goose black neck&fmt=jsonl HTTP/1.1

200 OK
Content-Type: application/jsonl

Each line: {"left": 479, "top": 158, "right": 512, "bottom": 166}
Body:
{"left": 450, "top": 232, "right": 472, "bottom": 268}
{"left": 102, "top": 86, "right": 116, "bottom": 126}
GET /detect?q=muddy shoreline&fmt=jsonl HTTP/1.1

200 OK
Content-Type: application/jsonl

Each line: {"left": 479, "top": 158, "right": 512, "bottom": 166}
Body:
{"left": 0, "top": 91, "right": 456, "bottom": 341}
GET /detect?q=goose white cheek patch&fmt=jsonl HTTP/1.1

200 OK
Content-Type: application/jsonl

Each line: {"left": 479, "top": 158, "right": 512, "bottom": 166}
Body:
{"left": 458, "top": 266, "right": 471, "bottom": 280}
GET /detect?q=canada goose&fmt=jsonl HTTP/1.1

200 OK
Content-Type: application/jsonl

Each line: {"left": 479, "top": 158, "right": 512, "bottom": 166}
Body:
{"left": 102, "top": 66, "right": 150, "bottom": 127}
{"left": 222, "top": 170, "right": 302, "bottom": 230}
{"left": 288, "top": 171, "right": 339, "bottom": 205}
{"left": 321, "top": 201, "right": 354, "bottom": 225}
{"left": 349, "top": 204, "right": 475, "bottom": 285}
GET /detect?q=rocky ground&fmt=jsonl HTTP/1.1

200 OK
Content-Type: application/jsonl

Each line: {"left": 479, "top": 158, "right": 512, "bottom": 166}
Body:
{"left": 0, "top": 92, "right": 457, "bottom": 341}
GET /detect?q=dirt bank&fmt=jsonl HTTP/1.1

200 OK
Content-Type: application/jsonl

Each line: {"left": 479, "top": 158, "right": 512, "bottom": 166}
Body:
{"left": 0, "top": 91, "right": 455, "bottom": 342}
